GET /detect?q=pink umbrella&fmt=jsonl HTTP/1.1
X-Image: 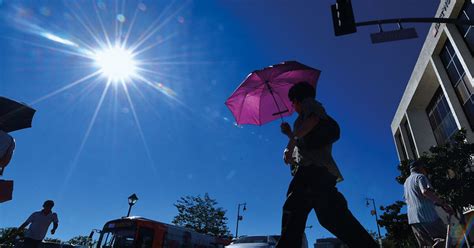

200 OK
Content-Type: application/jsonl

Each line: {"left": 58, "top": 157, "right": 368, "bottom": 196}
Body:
{"left": 225, "top": 61, "right": 321, "bottom": 125}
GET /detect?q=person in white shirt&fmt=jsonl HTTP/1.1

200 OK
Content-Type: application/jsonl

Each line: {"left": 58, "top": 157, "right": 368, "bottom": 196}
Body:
{"left": 19, "top": 200, "right": 59, "bottom": 248}
{"left": 0, "top": 130, "right": 15, "bottom": 175}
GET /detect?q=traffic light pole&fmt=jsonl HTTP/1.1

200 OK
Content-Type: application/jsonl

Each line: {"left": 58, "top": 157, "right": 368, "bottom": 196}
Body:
{"left": 356, "top": 17, "right": 474, "bottom": 27}
{"left": 332, "top": 0, "right": 474, "bottom": 38}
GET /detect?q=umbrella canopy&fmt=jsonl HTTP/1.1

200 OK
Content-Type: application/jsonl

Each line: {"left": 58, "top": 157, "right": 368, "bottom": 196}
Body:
{"left": 0, "top": 97, "right": 36, "bottom": 133}
{"left": 225, "top": 61, "right": 321, "bottom": 125}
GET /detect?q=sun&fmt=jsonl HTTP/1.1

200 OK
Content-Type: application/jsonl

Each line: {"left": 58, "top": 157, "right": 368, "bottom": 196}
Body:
{"left": 93, "top": 46, "right": 138, "bottom": 82}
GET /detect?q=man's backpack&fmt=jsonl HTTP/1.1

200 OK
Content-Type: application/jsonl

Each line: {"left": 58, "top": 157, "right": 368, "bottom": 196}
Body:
{"left": 297, "top": 115, "right": 340, "bottom": 150}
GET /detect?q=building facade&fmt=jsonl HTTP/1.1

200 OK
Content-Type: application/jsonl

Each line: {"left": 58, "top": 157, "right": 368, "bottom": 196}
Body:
{"left": 392, "top": 0, "right": 474, "bottom": 161}
{"left": 391, "top": 0, "right": 474, "bottom": 242}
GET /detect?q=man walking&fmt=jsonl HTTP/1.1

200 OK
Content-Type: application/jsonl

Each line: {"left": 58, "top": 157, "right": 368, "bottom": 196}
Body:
{"left": 404, "top": 160, "right": 453, "bottom": 247}
{"left": 277, "top": 82, "right": 378, "bottom": 248}
{"left": 19, "top": 200, "right": 59, "bottom": 248}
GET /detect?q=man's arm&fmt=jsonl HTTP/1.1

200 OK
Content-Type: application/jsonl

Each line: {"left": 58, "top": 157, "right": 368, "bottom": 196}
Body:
{"left": 51, "top": 214, "right": 59, "bottom": 234}
{"left": 421, "top": 188, "right": 453, "bottom": 212}
{"left": 281, "top": 115, "right": 320, "bottom": 164}
{"left": 51, "top": 222, "right": 58, "bottom": 234}
{"left": 19, "top": 214, "right": 33, "bottom": 230}
{"left": 419, "top": 177, "right": 454, "bottom": 214}
{"left": 18, "top": 221, "right": 29, "bottom": 230}
{"left": 284, "top": 115, "right": 320, "bottom": 149}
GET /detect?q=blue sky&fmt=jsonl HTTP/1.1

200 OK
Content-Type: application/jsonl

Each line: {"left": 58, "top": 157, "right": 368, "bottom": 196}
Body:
{"left": 0, "top": 0, "right": 439, "bottom": 244}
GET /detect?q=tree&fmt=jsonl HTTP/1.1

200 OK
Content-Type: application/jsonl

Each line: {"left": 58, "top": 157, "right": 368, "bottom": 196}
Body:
{"left": 172, "top": 193, "right": 231, "bottom": 237}
{"left": 68, "top": 235, "right": 92, "bottom": 246}
{"left": 380, "top": 130, "right": 474, "bottom": 245}
{"left": 396, "top": 130, "right": 474, "bottom": 214}
{"left": 377, "top": 201, "right": 417, "bottom": 248}
{"left": 0, "top": 227, "right": 24, "bottom": 247}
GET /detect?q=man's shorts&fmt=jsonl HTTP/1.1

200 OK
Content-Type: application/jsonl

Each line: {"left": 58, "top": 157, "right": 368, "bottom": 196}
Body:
{"left": 23, "top": 237, "right": 42, "bottom": 248}
{"left": 411, "top": 218, "right": 447, "bottom": 247}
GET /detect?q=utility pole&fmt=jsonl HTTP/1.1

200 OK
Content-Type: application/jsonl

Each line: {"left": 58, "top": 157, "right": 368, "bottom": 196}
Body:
{"left": 235, "top": 203, "right": 247, "bottom": 239}
{"left": 366, "top": 198, "right": 382, "bottom": 248}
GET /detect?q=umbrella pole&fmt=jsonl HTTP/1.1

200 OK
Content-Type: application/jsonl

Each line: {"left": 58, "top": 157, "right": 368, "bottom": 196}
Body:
{"left": 264, "top": 81, "right": 284, "bottom": 122}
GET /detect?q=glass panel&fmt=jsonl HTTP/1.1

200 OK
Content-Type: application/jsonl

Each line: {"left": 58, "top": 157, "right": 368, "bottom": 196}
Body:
{"left": 456, "top": 81, "right": 471, "bottom": 104}
{"left": 441, "top": 97, "right": 452, "bottom": 119}
{"left": 440, "top": 47, "right": 452, "bottom": 66}
{"left": 465, "top": 3, "right": 474, "bottom": 20}
{"left": 445, "top": 114, "right": 458, "bottom": 138}
{"left": 427, "top": 90, "right": 458, "bottom": 144}
{"left": 458, "top": 12, "right": 471, "bottom": 35}
{"left": 446, "top": 64, "right": 461, "bottom": 84}
{"left": 396, "top": 132, "right": 408, "bottom": 161}
{"left": 437, "top": 97, "right": 448, "bottom": 119}
{"left": 457, "top": 2, "right": 474, "bottom": 53}
{"left": 434, "top": 128, "right": 444, "bottom": 144}
{"left": 463, "top": 97, "right": 474, "bottom": 129}
{"left": 404, "top": 121, "right": 417, "bottom": 159}
{"left": 465, "top": 29, "right": 474, "bottom": 55}
{"left": 432, "top": 105, "right": 442, "bottom": 126}
{"left": 446, "top": 39, "right": 456, "bottom": 56}
{"left": 98, "top": 229, "right": 136, "bottom": 248}
{"left": 453, "top": 56, "right": 465, "bottom": 77}
{"left": 463, "top": 74, "right": 474, "bottom": 95}
{"left": 428, "top": 113, "right": 438, "bottom": 129}
{"left": 137, "top": 227, "right": 154, "bottom": 248}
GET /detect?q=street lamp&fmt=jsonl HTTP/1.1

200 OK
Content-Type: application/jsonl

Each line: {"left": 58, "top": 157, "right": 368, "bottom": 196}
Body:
{"left": 366, "top": 198, "right": 382, "bottom": 248}
{"left": 235, "top": 203, "right": 247, "bottom": 238}
{"left": 127, "top": 193, "right": 138, "bottom": 217}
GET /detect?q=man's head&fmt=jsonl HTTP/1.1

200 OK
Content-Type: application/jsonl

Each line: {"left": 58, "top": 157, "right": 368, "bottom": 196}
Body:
{"left": 43, "top": 200, "right": 55, "bottom": 212}
{"left": 409, "top": 160, "right": 427, "bottom": 175}
{"left": 288, "top": 82, "right": 316, "bottom": 114}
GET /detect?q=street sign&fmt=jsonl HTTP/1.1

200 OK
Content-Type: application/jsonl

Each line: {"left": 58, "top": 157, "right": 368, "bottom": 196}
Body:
{"left": 331, "top": 0, "right": 357, "bottom": 36}
{"left": 370, "top": 27, "right": 418, "bottom": 44}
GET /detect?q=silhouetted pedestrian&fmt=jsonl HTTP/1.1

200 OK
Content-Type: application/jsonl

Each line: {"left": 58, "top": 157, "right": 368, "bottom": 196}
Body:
{"left": 277, "top": 82, "right": 378, "bottom": 248}
{"left": 404, "top": 160, "right": 453, "bottom": 247}
{"left": 19, "top": 200, "right": 59, "bottom": 248}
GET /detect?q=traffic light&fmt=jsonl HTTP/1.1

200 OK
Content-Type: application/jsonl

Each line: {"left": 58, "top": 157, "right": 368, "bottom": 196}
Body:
{"left": 331, "top": 0, "right": 357, "bottom": 36}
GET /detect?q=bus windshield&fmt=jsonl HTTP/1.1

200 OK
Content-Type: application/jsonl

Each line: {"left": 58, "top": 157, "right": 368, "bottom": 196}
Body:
{"left": 97, "top": 228, "right": 136, "bottom": 248}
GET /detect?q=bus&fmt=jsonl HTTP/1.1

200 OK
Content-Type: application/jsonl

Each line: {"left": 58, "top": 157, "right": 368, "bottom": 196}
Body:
{"left": 92, "top": 216, "right": 231, "bottom": 248}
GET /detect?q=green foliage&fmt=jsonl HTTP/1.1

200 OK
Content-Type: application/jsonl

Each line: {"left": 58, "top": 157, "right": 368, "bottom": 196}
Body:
{"left": 172, "top": 193, "right": 231, "bottom": 237}
{"left": 381, "top": 130, "right": 474, "bottom": 246}
{"left": 68, "top": 235, "right": 92, "bottom": 246}
{"left": 0, "top": 227, "right": 23, "bottom": 247}
{"left": 377, "top": 201, "right": 417, "bottom": 248}
{"left": 396, "top": 130, "right": 474, "bottom": 211}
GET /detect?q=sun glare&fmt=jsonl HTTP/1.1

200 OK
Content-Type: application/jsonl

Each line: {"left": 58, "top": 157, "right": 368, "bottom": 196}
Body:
{"left": 94, "top": 46, "right": 137, "bottom": 82}
{"left": 13, "top": 1, "right": 191, "bottom": 183}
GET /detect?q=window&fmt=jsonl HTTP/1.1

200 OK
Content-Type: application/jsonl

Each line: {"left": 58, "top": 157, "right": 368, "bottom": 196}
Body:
{"left": 426, "top": 88, "right": 458, "bottom": 144}
{"left": 439, "top": 39, "right": 474, "bottom": 129}
{"left": 98, "top": 228, "right": 136, "bottom": 248}
{"left": 137, "top": 227, "right": 154, "bottom": 248}
{"left": 395, "top": 132, "right": 408, "bottom": 161}
{"left": 403, "top": 120, "right": 418, "bottom": 159}
{"left": 456, "top": 1, "right": 474, "bottom": 54}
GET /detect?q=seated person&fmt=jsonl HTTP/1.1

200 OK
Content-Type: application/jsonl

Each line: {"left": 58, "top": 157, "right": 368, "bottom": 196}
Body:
{"left": 0, "top": 130, "right": 15, "bottom": 175}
